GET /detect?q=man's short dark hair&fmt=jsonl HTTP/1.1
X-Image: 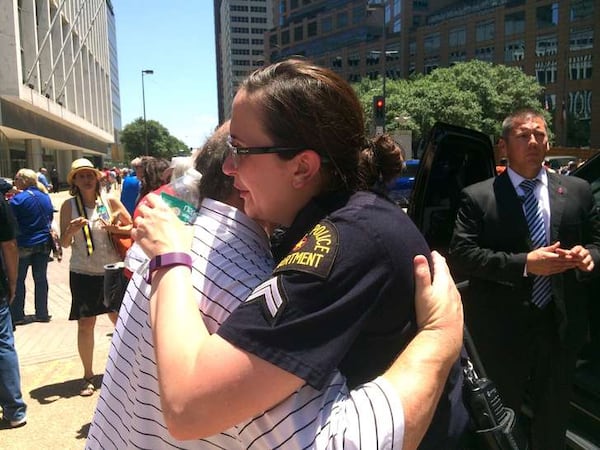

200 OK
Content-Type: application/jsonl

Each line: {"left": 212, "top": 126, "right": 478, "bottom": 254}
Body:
{"left": 194, "top": 122, "right": 234, "bottom": 203}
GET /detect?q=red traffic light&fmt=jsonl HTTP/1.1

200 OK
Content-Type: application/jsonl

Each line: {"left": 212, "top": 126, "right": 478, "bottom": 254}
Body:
{"left": 376, "top": 99, "right": 384, "bottom": 108}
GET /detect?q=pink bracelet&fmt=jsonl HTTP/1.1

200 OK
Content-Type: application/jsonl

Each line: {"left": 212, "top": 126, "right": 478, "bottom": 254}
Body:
{"left": 146, "top": 252, "right": 192, "bottom": 284}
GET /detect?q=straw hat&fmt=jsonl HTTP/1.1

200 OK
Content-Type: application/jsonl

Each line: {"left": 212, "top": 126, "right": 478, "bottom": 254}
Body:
{"left": 67, "top": 158, "right": 102, "bottom": 184}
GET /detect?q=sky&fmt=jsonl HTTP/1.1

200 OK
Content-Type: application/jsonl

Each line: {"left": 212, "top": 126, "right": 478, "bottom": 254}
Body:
{"left": 114, "top": 1, "right": 219, "bottom": 150}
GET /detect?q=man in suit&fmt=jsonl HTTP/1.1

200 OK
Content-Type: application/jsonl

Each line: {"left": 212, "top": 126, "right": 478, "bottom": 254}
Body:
{"left": 449, "top": 109, "right": 600, "bottom": 449}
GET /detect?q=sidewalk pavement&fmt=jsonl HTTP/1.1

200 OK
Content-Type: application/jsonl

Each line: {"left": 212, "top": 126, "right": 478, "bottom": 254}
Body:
{"left": 2, "top": 191, "right": 115, "bottom": 450}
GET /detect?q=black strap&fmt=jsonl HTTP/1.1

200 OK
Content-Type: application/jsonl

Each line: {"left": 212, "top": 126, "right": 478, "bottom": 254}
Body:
{"left": 463, "top": 326, "right": 487, "bottom": 378}
{"left": 74, "top": 194, "right": 95, "bottom": 256}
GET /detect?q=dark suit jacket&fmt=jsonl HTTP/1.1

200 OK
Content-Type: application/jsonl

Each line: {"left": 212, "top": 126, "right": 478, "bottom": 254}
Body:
{"left": 449, "top": 170, "right": 600, "bottom": 361}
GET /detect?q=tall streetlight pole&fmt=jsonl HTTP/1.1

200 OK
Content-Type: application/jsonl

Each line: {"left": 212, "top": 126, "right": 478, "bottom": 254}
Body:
{"left": 367, "top": 1, "right": 386, "bottom": 131}
{"left": 141, "top": 69, "right": 154, "bottom": 155}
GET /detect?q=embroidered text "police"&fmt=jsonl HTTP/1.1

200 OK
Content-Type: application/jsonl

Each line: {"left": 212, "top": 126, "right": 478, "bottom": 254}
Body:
{"left": 274, "top": 220, "right": 339, "bottom": 279}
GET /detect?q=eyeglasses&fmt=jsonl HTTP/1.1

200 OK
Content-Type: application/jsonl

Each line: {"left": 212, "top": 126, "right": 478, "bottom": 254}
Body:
{"left": 226, "top": 141, "right": 304, "bottom": 157}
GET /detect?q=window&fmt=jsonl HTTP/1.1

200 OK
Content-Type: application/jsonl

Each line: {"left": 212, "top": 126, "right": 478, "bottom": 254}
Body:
{"left": 568, "top": 90, "right": 592, "bottom": 119}
{"left": 536, "top": 3, "right": 558, "bottom": 28}
{"left": 250, "top": 6, "right": 267, "bottom": 13}
{"left": 536, "top": 34, "right": 558, "bottom": 57}
{"left": 231, "top": 27, "right": 249, "bottom": 34}
{"left": 570, "top": 0, "right": 594, "bottom": 21}
{"left": 505, "top": 11, "right": 525, "bottom": 36}
{"left": 424, "top": 33, "right": 440, "bottom": 52}
{"left": 569, "top": 55, "right": 593, "bottom": 80}
{"left": 475, "top": 46, "right": 494, "bottom": 62}
{"left": 409, "top": 40, "right": 416, "bottom": 57}
{"left": 321, "top": 16, "right": 332, "bottom": 33}
{"left": 251, "top": 38, "right": 263, "bottom": 45}
{"left": 413, "top": 0, "right": 427, "bottom": 11}
{"left": 535, "top": 60, "right": 557, "bottom": 84}
{"left": 424, "top": 56, "right": 439, "bottom": 74}
{"left": 331, "top": 56, "right": 342, "bottom": 68}
{"left": 449, "top": 27, "right": 466, "bottom": 47}
{"left": 347, "top": 52, "right": 360, "bottom": 67}
{"left": 230, "top": 5, "right": 248, "bottom": 12}
{"left": 294, "top": 26, "right": 303, "bottom": 41}
{"left": 231, "top": 16, "right": 249, "bottom": 23}
{"left": 251, "top": 28, "right": 266, "bottom": 34}
{"left": 476, "top": 20, "right": 494, "bottom": 42}
{"left": 570, "top": 27, "right": 593, "bottom": 51}
{"left": 505, "top": 40, "right": 525, "bottom": 62}
{"left": 394, "top": 0, "right": 402, "bottom": 15}
{"left": 281, "top": 30, "right": 290, "bottom": 45}
{"left": 337, "top": 12, "right": 348, "bottom": 29}
{"left": 307, "top": 21, "right": 317, "bottom": 37}
{"left": 352, "top": 6, "right": 363, "bottom": 25}
{"left": 251, "top": 17, "right": 267, "bottom": 24}
{"left": 449, "top": 51, "right": 466, "bottom": 64}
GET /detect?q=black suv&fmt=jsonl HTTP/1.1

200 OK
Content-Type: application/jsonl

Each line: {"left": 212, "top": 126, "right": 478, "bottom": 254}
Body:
{"left": 405, "top": 123, "right": 600, "bottom": 449}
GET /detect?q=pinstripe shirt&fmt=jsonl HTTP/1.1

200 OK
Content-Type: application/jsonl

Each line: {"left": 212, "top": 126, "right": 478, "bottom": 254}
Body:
{"left": 86, "top": 198, "right": 404, "bottom": 449}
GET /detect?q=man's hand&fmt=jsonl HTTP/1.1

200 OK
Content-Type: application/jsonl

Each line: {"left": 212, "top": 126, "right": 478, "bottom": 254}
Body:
{"left": 560, "top": 245, "right": 595, "bottom": 272}
{"left": 132, "top": 193, "right": 193, "bottom": 258}
{"left": 414, "top": 251, "right": 463, "bottom": 355}
{"left": 526, "top": 241, "right": 580, "bottom": 275}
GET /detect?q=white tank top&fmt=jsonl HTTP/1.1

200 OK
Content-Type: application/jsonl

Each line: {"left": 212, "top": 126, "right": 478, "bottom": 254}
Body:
{"left": 69, "top": 197, "right": 120, "bottom": 276}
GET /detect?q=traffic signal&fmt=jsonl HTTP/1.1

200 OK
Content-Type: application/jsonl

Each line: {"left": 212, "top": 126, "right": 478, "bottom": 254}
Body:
{"left": 373, "top": 95, "right": 385, "bottom": 127}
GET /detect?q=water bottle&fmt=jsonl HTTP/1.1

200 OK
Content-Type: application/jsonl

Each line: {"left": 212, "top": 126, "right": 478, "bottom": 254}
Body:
{"left": 160, "top": 167, "right": 202, "bottom": 224}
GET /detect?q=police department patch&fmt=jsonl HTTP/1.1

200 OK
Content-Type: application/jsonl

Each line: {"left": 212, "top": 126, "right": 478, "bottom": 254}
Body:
{"left": 273, "top": 219, "right": 338, "bottom": 279}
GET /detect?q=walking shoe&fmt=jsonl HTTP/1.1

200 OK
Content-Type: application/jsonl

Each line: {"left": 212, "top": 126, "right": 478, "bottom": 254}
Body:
{"left": 34, "top": 315, "right": 52, "bottom": 322}
{"left": 8, "top": 416, "right": 27, "bottom": 428}
{"left": 13, "top": 317, "right": 33, "bottom": 326}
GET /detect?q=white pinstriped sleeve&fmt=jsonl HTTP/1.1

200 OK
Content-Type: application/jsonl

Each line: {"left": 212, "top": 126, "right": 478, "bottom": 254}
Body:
{"left": 314, "top": 376, "right": 405, "bottom": 449}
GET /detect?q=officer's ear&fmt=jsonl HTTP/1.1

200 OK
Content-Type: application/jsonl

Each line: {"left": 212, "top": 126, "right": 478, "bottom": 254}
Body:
{"left": 291, "top": 149, "right": 321, "bottom": 189}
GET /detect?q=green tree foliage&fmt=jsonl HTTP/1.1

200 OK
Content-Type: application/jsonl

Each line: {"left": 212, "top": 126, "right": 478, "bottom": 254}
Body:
{"left": 355, "top": 60, "right": 550, "bottom": 142}
{"left": 120, "top": 118, "right": 189, "bottom": 159}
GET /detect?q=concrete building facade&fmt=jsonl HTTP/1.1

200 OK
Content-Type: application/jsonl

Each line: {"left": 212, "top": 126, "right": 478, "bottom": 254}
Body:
{"left": 0, "top": 0, "right": 121, "bottom": 184}
{"left": 214, "top": 0, "right": 273, "bottom": 121}
{"left": 256, "top": 0, "right": 597, "bottom": 148}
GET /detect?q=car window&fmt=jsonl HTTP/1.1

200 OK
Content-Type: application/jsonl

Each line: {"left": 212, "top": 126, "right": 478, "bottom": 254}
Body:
{"left": 415, "top": 134, "right": 494, "bottom": 259}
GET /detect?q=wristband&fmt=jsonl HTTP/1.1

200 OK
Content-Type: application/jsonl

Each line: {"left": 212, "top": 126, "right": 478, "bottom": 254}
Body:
{"left": 146, "top": 252, "right": 193, "bottom": 284}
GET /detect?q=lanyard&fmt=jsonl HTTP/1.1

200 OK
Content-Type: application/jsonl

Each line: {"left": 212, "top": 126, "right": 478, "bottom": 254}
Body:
{"left": 74, "top": 194, "right": 95, "bottom": 256}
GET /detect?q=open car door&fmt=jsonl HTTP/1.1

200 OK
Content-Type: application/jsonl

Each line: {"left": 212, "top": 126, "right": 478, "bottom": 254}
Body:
{"left": 407, "top": 122, "right": 495, "bottom": 271}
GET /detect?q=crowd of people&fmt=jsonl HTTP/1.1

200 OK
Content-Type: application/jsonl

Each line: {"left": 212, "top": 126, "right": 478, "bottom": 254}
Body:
{"left": 0, "top": 57, "right": 598, "bottom": 450}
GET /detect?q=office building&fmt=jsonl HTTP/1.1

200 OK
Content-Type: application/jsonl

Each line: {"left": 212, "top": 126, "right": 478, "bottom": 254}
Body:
{"left": 251, "top": 0, "right": 597, "bottom": 148}
{"left": 0, "top": 0, "right": 121, "bottom": 182}
{"left": 214, "top": 0, "right": 273, "bottom": 121}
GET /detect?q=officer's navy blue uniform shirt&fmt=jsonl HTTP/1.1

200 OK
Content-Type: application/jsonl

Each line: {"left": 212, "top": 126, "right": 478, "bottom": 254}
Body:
{"left": 218, "top": 190, "right": 469, "bottom": 448}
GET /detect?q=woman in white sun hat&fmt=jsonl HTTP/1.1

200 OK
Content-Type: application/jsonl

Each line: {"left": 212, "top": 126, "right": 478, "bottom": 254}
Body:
{"left": 59, "top": 158, "right": 132, "bottom": 396}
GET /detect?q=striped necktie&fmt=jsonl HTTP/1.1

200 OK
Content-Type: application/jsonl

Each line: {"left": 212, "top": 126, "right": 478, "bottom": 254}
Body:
{"left": 520, "top": 179, "right": 552, "bottom": 308}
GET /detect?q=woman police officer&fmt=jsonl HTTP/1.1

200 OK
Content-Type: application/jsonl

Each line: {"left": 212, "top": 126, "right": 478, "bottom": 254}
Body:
{"left": 133, "top": 58, "right": 467, "bottom": 448}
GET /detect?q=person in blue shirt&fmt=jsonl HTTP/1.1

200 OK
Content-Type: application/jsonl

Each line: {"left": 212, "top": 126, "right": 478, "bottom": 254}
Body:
{"left": 120, "top": 158, "right": 142, "bottom": 215}
{"left": 37, "top": 167, "right": 51, "bottom": 193}
{"left": 9, "top": 169, "right": 54, "bottom": 324}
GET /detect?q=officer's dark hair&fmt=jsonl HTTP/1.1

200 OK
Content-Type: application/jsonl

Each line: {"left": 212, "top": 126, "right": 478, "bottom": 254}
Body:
{"left": 194, "top": 122, "right": 235, "bottom": 203}
{"left": 239, "top": 57, "right": 403, "bottom": 192}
